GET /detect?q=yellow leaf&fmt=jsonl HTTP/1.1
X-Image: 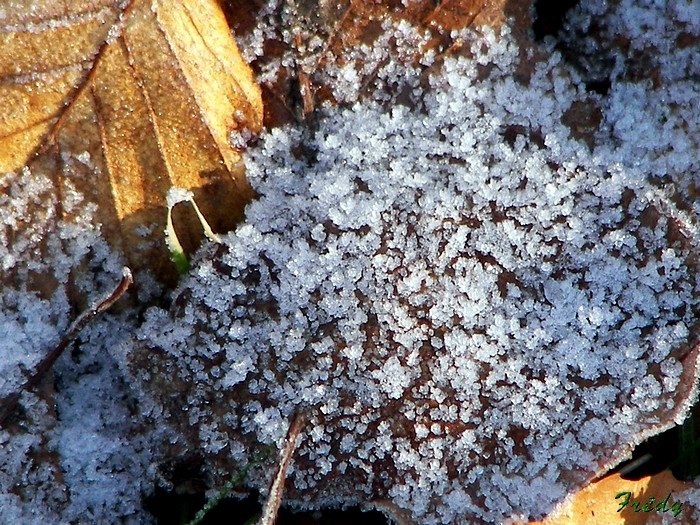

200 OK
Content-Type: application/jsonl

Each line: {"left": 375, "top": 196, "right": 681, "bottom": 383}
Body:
{"left": 527, "top": 471, "right": 696, "bottom": 525}
{"left": 0, "top": 0, "right": 262, "bottom": 286}
{"left": 0, "top": 2, "right": 121, "bottom": 173}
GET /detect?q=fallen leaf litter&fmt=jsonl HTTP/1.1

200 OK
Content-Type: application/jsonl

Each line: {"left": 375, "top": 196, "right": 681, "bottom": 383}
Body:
{"left": 125, "top": 24, "right": 700, "bottom": 525}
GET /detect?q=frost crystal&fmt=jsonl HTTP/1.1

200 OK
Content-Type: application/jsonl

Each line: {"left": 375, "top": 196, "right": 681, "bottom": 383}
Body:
{"left": 0, "top": 168, "right": 154, "bottom": 524}
{"left": 124, "top": 25, "right": 700, "bottom": 525}
{"left": 555, "top": 0, "right": 700, "bottom": 217}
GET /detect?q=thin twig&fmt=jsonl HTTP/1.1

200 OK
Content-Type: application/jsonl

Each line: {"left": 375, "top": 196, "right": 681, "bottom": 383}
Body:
{"left": 257, "top": 412, "right": 306, "bottom": 525}
{"left": 293, "top": 33, "right": 315, "bottom": 120}
{"left": 0, "top": 267, "right": 133, "bottom": 428}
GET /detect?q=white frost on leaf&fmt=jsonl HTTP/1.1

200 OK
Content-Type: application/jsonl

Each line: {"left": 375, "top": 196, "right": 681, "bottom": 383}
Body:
{"left": 124, "top": 23, "right": 700, "bottom": 525}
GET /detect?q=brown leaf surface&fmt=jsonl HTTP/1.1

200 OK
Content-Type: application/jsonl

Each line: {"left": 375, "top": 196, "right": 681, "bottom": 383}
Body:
{"left": 223, "top": 0, "right": 533, "bottom": 128}
{"left": 0, "top": 0, "right": 262, "bottom": 287}
{"left": 526, "top": 471, "right": 696, "bottom": 525}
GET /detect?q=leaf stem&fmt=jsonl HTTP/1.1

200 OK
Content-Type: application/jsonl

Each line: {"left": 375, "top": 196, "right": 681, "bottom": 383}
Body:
{"left": 187, "top": 444, "right": 275, "bottom": 525}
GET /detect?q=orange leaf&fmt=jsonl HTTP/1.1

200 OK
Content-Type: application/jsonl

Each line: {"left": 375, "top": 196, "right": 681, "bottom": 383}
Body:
{"left": 0, "top": 0, "right": 262, "bottom": 286}
{"left": 527, "top": 471, "right": 696, "bottom": 525}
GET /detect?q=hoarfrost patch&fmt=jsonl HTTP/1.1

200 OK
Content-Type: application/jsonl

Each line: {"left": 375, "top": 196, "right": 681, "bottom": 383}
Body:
{"left": 0, "top": 168, "right": 154, "bottom": 524}
{"left": 555, "top": 0, "right": 700, "bottom": 216}
{"left": 125, "top": 27, "right": 700, "bottom": 525}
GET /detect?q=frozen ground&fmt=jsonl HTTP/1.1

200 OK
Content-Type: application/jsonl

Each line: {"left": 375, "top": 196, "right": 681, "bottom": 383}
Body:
{"left": 3, "top": 2, "right": 700, "bottom": 524}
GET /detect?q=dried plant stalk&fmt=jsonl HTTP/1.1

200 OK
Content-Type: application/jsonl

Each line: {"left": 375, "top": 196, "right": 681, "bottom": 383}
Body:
{"left": 257, "top": 413, "right": 306, "bottom": 525}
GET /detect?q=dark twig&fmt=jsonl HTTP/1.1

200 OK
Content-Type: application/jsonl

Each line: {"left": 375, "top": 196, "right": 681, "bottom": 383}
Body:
{"left": 0, "top": 267, "right": 133, "bottom": 428}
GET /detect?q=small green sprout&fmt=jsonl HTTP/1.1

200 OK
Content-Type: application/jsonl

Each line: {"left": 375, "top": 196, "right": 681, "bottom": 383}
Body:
{"left": 165, "top": 187, "right": 221, "bottom": 274}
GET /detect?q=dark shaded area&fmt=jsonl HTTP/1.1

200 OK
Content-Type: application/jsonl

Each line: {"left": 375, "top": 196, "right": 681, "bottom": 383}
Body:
{"left": 531, "top": 0, "right": 615, "bottom": 95}
{"left": 531, "top": 0, "right": 579, "bottom": 41}
{"left": 583, "top": 78, "right": 612, "bottom": 96}
{"left": 616, "top": 431, "right": 680, "bottom": 481}
{"left": 615, "top": 405, "right": 700, "bottom": 482}
{"left": 532, "top": 0, "right": 613, "bottom": 96}
{"left": 146, "top": 487, "right": 390, "bottom": 525}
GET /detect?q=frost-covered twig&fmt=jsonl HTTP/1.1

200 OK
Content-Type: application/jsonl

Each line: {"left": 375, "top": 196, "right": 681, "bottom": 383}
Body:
{"left": 0, "top": 267, "right": 133, "bottom": 427}
{"left": 257, "top": 412, "right": 306, "bottom": 525}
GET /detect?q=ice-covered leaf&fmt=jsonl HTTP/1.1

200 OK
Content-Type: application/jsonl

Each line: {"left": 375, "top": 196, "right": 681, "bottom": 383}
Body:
{"left": 552, "top": 0, "right": 700, "bottom": 222}
{"left": 227, "top": 0, "right": 532, "bottom": 126}
{"left": 122, "top": 21, "right": 700, "bottom": 525}
{"left": 0, "top": 0, "right": 262, "bottom": 286}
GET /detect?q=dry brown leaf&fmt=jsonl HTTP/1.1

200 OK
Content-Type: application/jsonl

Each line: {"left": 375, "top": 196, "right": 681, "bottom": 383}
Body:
{"left": 525, "top": 471, "right": 696, "bottom": 525}
{"left": 0, "top": 0, "right": 262, "bottom": 287}
{"left": 223, "top": 0, "right": 532, "bottom": 128}
{"left": 0, "top": 1, "right": 122, "bottom": 174}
